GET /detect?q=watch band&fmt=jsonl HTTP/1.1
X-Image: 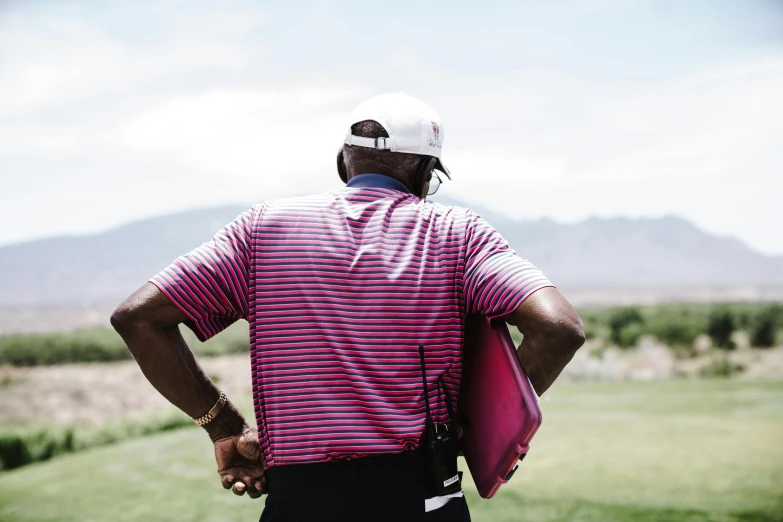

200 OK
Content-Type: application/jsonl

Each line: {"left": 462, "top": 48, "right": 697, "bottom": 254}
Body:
{"left": 193, "top": 390, "right": 228, "bottom": 426}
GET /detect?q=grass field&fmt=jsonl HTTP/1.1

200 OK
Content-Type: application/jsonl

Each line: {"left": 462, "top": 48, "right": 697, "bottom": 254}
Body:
{"left": 0, "top": 380, "right": 781, "bottom": 522}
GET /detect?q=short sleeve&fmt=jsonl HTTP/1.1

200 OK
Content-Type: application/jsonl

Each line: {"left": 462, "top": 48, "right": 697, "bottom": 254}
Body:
{"left": 463, "top": 209, "right": 553, "bottom": 319}
{"left": 150, "top": 207, "right": 256, "bottom": 341}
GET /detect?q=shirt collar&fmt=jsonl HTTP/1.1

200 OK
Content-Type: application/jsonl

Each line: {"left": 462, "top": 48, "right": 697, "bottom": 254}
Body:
{"left": 345, "top": 173, "right": 412, "bottom": 195}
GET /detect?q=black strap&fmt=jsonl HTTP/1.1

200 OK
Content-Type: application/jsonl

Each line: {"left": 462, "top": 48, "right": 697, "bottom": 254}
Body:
{"left": 418, "top": 345, "right": 436, "bottom": 438}
{"left": 421, "top": 345, "right": 458, "bottom": 433}
{"left": 438, "top": 375, "right": 456, "bottom": 422}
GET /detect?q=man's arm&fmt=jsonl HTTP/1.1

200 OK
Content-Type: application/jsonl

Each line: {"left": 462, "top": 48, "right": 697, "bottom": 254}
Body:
{"left": 110, "top": 282, "right": 246, "bottom": 439}
{"left": 111, "top": 282, "right": 265, "bottom": 498}
{"left": 461, "top": 209, "right": 584, "bottom": 394}
{"left": 501, "top": 287, "right": 585, "bottom": 396}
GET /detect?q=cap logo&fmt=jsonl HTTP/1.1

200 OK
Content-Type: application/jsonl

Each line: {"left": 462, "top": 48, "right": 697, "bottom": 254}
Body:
{"left": 429, "top": 121, "right": 441, "bottom": 149}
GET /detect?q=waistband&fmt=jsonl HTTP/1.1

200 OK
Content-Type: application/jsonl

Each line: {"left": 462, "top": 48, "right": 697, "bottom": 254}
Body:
{"left": 265, "top": 448, "right": 431, "bottom": 497}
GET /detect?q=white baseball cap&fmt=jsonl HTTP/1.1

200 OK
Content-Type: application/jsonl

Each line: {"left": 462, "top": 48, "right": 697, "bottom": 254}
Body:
{"left": 344, "top": 92, "right": 451, "bottom": 179}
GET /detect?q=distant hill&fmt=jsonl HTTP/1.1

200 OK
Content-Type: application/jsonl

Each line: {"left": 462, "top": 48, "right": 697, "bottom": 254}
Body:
{"left": 440, "top": 201, "right": 783, "bottom": 287}
{"left": 1, "top": 199, "right": 782, "bottom": 307}
{"left": 0, "top": 205, "right": 247, "bottom": 307}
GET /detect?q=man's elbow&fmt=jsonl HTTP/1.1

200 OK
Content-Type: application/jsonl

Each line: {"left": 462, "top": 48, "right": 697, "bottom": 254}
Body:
{"left": 110, "top": 300, "right": 155, "bottom": 362}
{"left": 544, "top": 312, "right": 585, "bottom": 353}
{"left": 522, "top": 313, "right": 585, "bottom": 353}
{"left": 110, "top": 301, "right": 137, "bottom": 336}
{"left": 545, "top": 298, "right": 586, "bottom": 352}
{"left": 110, "top": 296, "right": 152, "bottom": 339}
{"left": 562, "top": 317, "right": 586, "bottom": 352}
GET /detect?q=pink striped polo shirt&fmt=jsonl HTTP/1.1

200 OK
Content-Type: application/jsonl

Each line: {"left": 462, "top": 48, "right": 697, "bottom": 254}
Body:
{"left": 151, "top": 173, "right": 552, "bottom": 467}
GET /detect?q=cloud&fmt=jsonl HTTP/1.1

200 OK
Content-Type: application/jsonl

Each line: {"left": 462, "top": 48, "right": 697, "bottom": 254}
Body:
{"left": 106, "top": 87, "right": 361, "bottom": 194}
{"left": 0, "top": 4, "right": 266, "bottom": 117}
{"left": 0, "top": 2, "right": 781, "bottom": 256}
{"left": 431, "top": 56, "right": 783, "bottom": 253}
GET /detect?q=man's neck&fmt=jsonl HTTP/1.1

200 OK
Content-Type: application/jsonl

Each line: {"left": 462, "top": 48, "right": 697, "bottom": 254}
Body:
{"left": 346, "top": 173, "right": 413, "bottom": 195}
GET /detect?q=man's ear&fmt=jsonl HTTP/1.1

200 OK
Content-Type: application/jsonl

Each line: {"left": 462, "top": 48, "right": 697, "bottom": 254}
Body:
{"left": 416, "top": 157, "right": 438, "bottom": 198}
{"left": 337, "top": 146, "right": 348, "bottom": 183}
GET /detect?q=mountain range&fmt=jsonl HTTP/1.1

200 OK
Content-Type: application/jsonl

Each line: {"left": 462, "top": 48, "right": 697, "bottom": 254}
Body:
{"left": 1, "top": 198, "right": 781, "bottom": 308}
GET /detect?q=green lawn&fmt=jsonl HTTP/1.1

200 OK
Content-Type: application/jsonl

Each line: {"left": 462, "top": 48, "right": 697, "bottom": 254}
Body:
{"left": 1, "top": 380, "right": 781, "bottom": 522}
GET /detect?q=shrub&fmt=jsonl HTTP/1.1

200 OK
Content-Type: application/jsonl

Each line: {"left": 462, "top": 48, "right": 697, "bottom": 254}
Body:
{"left": 618, "top": 321, "right": 645, "bottom": 348}
{"left": 608, "top": 307, "right": 644, "bottom": 348}
{"left": 576, "top": 302, "right": 779, "bottom": 349}
{"left": 648, "top": 319, "right": 702, "bottom": 347}
{"left": 0, "top": 322, "right": 250, "bottom": 367}
{"left": 646, "top": 306, "right": 706, "bottom": 348}
{"left": 750, "top": 305, "right": 782, "bottom": 348}
{"left": 707, "top": 307, "right": 735, "bottom": 350}
{"left": 0, "top": 333, "right": 130, "bottom": 366}
{"left": 0, "top": 434, "right": 30, "bottom": 469}
{"left": 0, "top": 411, "right": 191, "bottom": 471}
{"left": 735, "top": 310, "right": 753, "bottom": 330}
{"left": 0, "top": 427, "right": 76, "bottom": 470}
{"left": 699, "top": 357, "right": 734, "bottom": 378}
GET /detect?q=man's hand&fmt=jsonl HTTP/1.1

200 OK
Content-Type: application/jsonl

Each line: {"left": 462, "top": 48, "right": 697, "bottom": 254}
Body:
{"left": 112, "top": 284, "right": 267, "bottom": 498}
{"left": 215, "top": 425, "right": 268, "bottom": 499}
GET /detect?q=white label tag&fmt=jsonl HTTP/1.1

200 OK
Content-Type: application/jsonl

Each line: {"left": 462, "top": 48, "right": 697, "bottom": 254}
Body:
{"left": 443, "top": 475, "right": 459, "bottom": 487}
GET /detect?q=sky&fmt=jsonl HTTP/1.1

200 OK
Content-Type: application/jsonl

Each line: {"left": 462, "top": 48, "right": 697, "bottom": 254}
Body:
{"left": 1, "top": 0, "right": 782, "bottom": 253}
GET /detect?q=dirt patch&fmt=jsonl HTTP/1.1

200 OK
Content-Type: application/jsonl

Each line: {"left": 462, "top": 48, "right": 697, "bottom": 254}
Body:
{"left": 562, "top": 341, "right": 783, "bottom": 381}
{"left": 0, "top": 355, "right": 252, "bottom": 428}
{"left": 4, "top": 346, "right": 782, "bottom": 429}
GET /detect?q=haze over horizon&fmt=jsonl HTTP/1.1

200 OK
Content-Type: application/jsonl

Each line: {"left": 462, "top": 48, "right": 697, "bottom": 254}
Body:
{"left": 1, "top": 197, "right": 779, "bottom": 263}
{"left": 1, "top": 0, "right": 781, "bottom": 253}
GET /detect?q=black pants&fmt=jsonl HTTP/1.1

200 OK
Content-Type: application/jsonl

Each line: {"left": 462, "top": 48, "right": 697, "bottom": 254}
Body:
{"left": 259, "top": 449, "right": 471, "bottom": 522}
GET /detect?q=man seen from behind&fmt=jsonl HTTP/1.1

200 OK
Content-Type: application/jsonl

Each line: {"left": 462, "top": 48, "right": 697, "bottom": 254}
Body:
{"left": 111, "top": 92, "right": 585, "bottom": 522}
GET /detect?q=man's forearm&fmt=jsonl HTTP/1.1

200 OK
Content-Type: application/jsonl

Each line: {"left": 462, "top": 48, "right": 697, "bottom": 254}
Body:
{"left": 503, "top": 287, "right": 585, "bottom": 395}
{"left": 516, "top": 329, "right": 581, "bottom": 396}
{"left": 111, "top": 315, "right": 247, "bottom": 441}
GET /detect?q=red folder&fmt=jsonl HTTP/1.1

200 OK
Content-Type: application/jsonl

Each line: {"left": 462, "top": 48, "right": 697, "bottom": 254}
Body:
{"left": 458, "top": 314, "right": 543, "bottom": 499}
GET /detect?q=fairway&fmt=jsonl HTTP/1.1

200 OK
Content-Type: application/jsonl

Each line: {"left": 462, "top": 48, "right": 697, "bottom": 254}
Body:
{"left": 1, "top": 380, "right": 781, "bottom": 522}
